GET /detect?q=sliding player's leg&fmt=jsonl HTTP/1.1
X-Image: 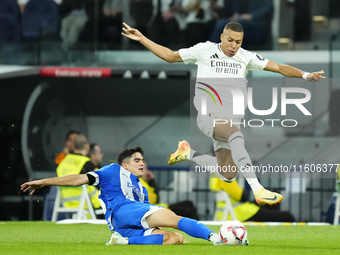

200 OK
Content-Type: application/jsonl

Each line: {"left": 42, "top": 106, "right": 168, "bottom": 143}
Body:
{"left": 107, "top": 202, "right": 221, "bottom": 245}
{"left": 151, "top": 229, "right": 184, "bottom": 245}
{"left": 106, "top": 231, "right": 165, "bottom": 245}
{"left": 146, "top": 208, "right": 222, "bottom": 245}
{"left": 107, "top": 202, "right": 170, "bottom": 245}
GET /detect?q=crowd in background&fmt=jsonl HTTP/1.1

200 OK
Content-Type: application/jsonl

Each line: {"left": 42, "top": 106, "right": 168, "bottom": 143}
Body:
{"left": 49, "top": 131, "right": 295, "bottom": 222}
{"left": 0, "top": 0, "right": 274, "bottom": 50}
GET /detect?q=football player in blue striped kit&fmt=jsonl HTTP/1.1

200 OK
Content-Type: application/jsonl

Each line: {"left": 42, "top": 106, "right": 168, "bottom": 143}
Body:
{"left": 21, "top": 146, "right": 236, "bottom": 246}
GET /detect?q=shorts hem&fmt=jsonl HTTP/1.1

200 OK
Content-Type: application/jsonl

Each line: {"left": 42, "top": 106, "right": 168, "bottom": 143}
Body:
{"left": 140, "top": 206, "right": 166, "bottom": 229}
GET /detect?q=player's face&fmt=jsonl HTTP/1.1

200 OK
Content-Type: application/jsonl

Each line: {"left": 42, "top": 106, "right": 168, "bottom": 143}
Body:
{"left": 220, "top": 29, "right": 243, "bottom": 57}
{"left": 123, "top": 152, "right": 145, "bottom": 178}
{"left": 92, "top": 145, "right": 103, "bottom": 165}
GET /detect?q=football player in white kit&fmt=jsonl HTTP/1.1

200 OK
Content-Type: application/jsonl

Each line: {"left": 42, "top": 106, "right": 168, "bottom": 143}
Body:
{"left": 122, "top": 21, "right": 325, "bottom": 206}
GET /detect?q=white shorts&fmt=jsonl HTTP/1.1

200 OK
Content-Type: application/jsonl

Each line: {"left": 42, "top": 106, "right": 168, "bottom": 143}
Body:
{"left": 196, "top": 113, "right": 241, "bottom": 151}
{"left": 114, "top": 203, "right": 166, "bottom": 237}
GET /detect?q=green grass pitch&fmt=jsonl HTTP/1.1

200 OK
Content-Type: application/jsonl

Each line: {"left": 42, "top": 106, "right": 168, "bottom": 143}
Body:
{"left": 1, "top": 222, "right": 339, "bottom": 255}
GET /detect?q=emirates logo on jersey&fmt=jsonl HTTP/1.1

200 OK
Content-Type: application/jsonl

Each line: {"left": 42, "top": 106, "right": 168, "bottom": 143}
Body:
{"left": 210, "top": 60, "right": 242, "bottom": 69}
{"left": 210, "top": 60, "right": 242, "bottom": 74}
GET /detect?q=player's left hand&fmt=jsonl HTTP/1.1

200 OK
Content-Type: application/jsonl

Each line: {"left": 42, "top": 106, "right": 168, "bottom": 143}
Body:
{"left": 21, "top": 180, "right": 45, "bottom": 195}
{"left": 307, "top": 70, "right": 325, "bottom": 82}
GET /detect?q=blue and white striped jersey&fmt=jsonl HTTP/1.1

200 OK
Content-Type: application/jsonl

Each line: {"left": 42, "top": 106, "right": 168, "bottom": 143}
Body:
{"left": 88, "top": 163, "right": 149, "bottom": 230}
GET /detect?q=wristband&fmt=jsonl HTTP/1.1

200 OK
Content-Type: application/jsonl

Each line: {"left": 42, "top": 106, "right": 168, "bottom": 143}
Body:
{"left": 302, "top": 72, "right": 310, "bottom": 81}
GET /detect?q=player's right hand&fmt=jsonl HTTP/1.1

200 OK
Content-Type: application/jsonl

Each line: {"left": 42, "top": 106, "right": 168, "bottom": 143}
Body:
{"left": 21, "top": 180, "right": 45, "bottom": 195}
{"left": 121, "top": 22, "right": 143, "bottom": 42}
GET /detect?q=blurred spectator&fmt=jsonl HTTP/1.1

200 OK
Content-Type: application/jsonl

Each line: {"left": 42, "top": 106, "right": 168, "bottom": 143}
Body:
{"left": 128, "top": 0, "right": 167, "bottom": 48}
{"left": 88, "top": 143, "right": 104, "bottom": 170}
{"left": 149, "top": 0, "right": 168, "bottom": 45}
{"left": 44, "top": 136, "right": 102, "bottom": 221}
{"left": 59, "top": 0, "right": 89, "bottom": 51}
{"left": 54, "top": 130, "right": 80, "bottom": 165}
{"left": 160, "top": 0, "right": 186, "bottom": 48}
{"left": 103, "top": 0, "right": 122, "bottom": 17}
{"left": 17, "top": 0, "right": 62, "bottom": 13}
{"left": 210, "top": 176, "right": 295, "bottom": 222}
{"left": 139, "top": 0, "right": 166, "bottom": 45}
{"left": 1, "top": 0, "right": 21, "bottom": 22}
{"left": 101, "top": 0, "right": 123, "bottom": 43}
{"left": 324, "top": 166, "right": 339, "bottom": 224}
{"left": 56, "top": 134, "right": 101, "bottom": 209}
{"left": 128, "top": 0, "right": 183, "bottom": 47}
{"left": 59, "top": 0, "right": 105, "bottom": 50}
{"left": 182, "top": 0, "right": 224, "bottom": 47}
{"left": 129, "top": 0, "right": 153, "bottom": 39}
{"left": 140, "top": 164, "right": 200, "bottom": 220}
{"left": 209, "top": 0, "right": 273, "bottom": 49}
{"left": 78, "top": 0, "right": 106, "bottom": 43}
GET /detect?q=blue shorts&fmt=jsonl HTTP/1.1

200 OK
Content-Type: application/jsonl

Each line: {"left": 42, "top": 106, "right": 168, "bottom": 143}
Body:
{"left": 112, "top": 202, "right": 165, "bottom": 237}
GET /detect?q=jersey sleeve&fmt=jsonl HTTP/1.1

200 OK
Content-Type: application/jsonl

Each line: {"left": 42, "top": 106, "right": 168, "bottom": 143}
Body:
{"left": 178, "top": 42, "right": 206, "bottom": 65}
{"left": 247, "top": 51, "right": 269, "bottom": 71}
{"left": 86, "top": 164, "right": 114, "bottom": 187}
{"left": 87, "top": 171, "right": 100, "bottom": 186}
{"left": 86, "top": 173, "right": 96, "bottom": 186}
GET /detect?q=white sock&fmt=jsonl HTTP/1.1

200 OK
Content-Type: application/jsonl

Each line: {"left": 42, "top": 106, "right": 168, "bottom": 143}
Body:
{"left": 189, "top": 141, "right": 263, "bottom": 191}
{"left": 228, "top": 132, "right": 262, "bottom": 192}
{"left": 190, "top": 151, "right": 229, "bottom": 181}
{"left": 191, "top": 152, "right": 216, "bottom": 167}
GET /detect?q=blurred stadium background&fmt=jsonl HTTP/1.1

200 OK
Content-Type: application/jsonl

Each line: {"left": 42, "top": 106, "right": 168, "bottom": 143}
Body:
{"left": 0, "top": 0, "right": 340, "bottom": 225}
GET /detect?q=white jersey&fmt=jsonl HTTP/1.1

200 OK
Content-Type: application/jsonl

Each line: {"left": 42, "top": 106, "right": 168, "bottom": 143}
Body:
{"left": 179, "top": 41, "right": 269, "bottom": 119}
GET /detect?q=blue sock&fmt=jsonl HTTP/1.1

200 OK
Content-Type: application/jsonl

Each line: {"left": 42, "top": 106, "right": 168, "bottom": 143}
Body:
{"left": 177, "top": 217, "right": 213, "bottom": 240}
{"left": 128, "top": 234, "right": 163, "bottom": 245}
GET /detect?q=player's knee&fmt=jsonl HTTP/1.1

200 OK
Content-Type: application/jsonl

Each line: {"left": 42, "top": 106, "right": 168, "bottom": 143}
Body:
{"left": 227, "top": 126, "right": 241, "bottom": 138}
{"left": 213, "top": 121, "right": 240, "bottom": 140}
{"left": 169, "top": 214, "right": 183, "bottom": 229}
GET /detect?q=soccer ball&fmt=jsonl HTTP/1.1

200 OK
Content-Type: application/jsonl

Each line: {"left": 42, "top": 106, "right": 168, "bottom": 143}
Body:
{"left": 219, "top": 220, "right": 249, "bottom": 246}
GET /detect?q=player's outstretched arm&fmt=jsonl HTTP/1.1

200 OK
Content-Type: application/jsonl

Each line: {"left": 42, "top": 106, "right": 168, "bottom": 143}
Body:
{"left": 20, "top": 174, "right": 89, "bottom": 195}
{"left": 264, "top": 60, "right": 325, "bottom": 82}
{"left": 121, "top": 22, "right": 183, "bottom": 63}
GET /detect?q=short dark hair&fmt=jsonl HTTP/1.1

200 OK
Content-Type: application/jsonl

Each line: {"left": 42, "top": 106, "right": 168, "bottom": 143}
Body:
{"left": 117, "top": 146, "right": 144, "bottom": 166}
{"left": 74, "top": 134, "right": 89, "bottom": 151}
{"left": 224, "top": 22, "right": 244, "bottom": 33}
{"left": 65, "top": 130, "right": 80, "bottom": 140}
